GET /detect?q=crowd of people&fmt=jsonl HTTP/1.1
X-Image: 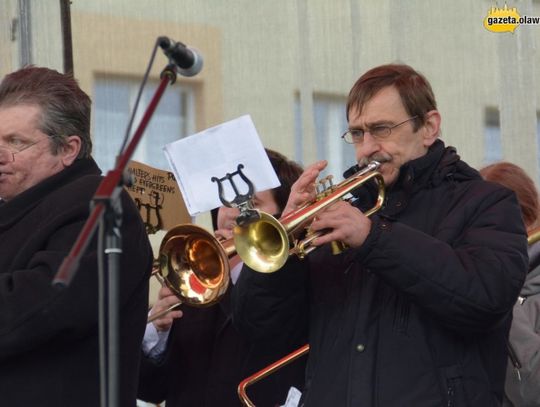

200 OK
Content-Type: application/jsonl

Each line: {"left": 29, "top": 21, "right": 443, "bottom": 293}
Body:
{"left": 0, "top": 63, "right": 537, "bottom": 407}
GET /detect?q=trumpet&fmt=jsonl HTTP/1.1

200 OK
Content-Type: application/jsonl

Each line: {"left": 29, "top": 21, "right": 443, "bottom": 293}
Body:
{"left": 233, "top": 161, "right": 385, "bottom": 273}
{"left": 148, "top": 224, "right": 236, "bottom": 323}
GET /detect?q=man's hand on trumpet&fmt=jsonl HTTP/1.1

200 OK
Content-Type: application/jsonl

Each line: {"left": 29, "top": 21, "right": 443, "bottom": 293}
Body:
{"left": 282, "top": 160, "right": 328, "bottom": 217}
{"left": 283, "top": 159, "right": 372, "bottom": 250}
{"left": 149, "top": 286, "right": 183, "bottom": 332}
{"left": 310, "top": 200, "right": 372, "bottom": 248}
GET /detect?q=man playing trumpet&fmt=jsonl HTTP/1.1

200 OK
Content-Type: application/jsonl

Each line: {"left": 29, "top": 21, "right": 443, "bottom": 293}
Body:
{"left": 233, "top": 64, "right": 528, "bottom": 406}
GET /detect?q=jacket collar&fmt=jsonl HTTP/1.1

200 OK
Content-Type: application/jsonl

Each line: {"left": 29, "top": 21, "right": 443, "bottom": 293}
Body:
{"left": 0, "top": 158, "right": 101, "bottom": 226}
{"left": 388, "top": 139, "right": 481, "bottom": 193}
{"left": 357, "top": 140, "right": 480, "bottom": 215}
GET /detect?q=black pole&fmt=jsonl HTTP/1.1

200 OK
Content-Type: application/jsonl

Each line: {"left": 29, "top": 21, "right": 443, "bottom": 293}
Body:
{"left": 59, "top": 0, "right": 73, "bottom": 74}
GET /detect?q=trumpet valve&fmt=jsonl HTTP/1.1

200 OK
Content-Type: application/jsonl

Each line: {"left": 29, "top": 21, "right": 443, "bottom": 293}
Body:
{"left": 315, "top": 181, "right": 323, "bottom": 196}
{"left": 331, "top": 240, "right": 348, "bottom": 255}
{"left": 316, "top": 175, "right": 335, "bottom": 199}
{"left": 326, "top": 174, "right": 334, "bottom": 186}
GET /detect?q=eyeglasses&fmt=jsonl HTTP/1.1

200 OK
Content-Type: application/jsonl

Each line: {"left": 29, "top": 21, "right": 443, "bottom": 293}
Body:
{"left": 0, "top": 139, "right": 44, "bottom": 163}
{"left": 341, "top": 116, "right": 419, "bottom": 144}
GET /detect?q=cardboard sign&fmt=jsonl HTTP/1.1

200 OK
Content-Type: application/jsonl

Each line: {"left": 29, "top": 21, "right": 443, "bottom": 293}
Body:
{"left": 125, "top": 160, "right": 190, "bottom": 234}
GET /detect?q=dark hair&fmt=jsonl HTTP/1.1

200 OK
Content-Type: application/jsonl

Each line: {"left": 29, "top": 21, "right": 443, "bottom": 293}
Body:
{"left": 0, "top": 66, "right": 92, "bottom": 159}
{"left": 210, "top": 148, "right": 303, "bottom": 229}
{"left": 480, "top": 162, "right": 539, "bottom": 230}
{"left": 265, "top": 148, "right": 303, "bottom": 213}
{"left": 346, "top": 64, "right": 437, "bottom": 131}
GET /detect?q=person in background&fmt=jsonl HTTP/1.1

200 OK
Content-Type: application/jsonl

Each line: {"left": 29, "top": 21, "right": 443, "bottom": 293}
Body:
{"left": 480, "top": 161, "right": 540, "bottom": 407}
{"left": 138, "top": 148, "right": 306, "bottom": 406}
{"left": 0, "top": 66, "right": 153, "bottom": 406}
{"left": 233, "top": 64, "right": 529, "bottom": 406}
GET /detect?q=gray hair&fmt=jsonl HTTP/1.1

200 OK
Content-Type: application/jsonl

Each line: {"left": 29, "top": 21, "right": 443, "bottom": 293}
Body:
{"left": 0, "top": 66, "right": 92, "bottom": 159}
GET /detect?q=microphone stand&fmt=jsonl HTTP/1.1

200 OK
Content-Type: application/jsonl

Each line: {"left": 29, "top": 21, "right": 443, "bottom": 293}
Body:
{"left": 53, "top": 64, "right": 178, "bottom": 407}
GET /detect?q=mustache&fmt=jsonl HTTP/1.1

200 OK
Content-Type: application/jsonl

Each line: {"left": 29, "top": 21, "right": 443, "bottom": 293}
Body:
{"left": 358, "top": 154, "right": 391, "bottom": 167}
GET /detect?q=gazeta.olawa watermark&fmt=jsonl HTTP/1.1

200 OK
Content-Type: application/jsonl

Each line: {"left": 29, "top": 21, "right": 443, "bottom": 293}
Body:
{"left": 484, "top": 4, "right": 540, "bottom": 33}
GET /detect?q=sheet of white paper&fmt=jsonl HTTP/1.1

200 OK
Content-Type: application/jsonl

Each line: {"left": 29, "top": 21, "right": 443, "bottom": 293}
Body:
{"left": 164, "top": 115, "right": 280, "bottom": 216}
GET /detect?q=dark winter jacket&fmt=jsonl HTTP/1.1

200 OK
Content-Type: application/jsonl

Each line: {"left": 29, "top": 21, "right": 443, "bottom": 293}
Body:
{"left": 138, "top": 285, "right": 306, "bottom": 406}
{"left": 0, "top": 158, "right": 152, "bottom": 407}
{"left": 233, "top": 140, "right": 528, "bottom": 407}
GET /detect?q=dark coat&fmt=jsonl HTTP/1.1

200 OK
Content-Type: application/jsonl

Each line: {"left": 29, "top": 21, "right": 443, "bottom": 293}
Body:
{"left": 138, "top": 286, "right": 306, "bottom": 407}
{"left": 0, "top": 158, "right": 152, "bottom": 407}
{"left": 233, "top": 140, "right": 529, "bottom": 407}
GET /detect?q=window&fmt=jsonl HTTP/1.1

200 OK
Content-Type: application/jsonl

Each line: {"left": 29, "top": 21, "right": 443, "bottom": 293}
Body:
{"left": 484, "top": 107, "right": 502, "bottom": 164}
{"left": 295, "top": 95, "right": 355, "bottom": 179}
{"left": 92, "top": 76, "right": 195, "bottom": 172}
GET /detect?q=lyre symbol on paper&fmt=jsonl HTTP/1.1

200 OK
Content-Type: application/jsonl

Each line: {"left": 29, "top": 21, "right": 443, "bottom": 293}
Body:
{"left": 211, "top": 164, "right": 260, "bottom": 226}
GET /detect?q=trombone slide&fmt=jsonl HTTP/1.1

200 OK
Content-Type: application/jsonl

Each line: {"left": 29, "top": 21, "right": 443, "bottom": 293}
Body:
{"left": 238, "top": 344, "right": 310, "bottom": 407}
{"left": 147, "top": 301, "right": 182, "bottom": 323}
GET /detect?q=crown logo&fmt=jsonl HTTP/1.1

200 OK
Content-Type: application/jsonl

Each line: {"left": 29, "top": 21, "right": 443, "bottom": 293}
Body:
{"left": 484, "top": 4, "right": 521, "bottom": 33}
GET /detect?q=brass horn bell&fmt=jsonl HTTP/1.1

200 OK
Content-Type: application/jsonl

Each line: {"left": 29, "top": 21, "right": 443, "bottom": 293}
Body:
{"left": 148, "top": 224, "right": 236, "bottom": 322}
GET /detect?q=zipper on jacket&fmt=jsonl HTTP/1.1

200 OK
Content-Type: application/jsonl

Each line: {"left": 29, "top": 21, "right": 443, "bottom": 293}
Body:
{"left": 447, "top": 378, "right": 455, "bottom": 407}
{"left": 506, "top": 296, "right": 527, "bottom": 382}
{"left": 444, "top": 366, "right": 463, "bottom": 407}
{"left": 506, "top": 341, "right": 522, "bottom": 381}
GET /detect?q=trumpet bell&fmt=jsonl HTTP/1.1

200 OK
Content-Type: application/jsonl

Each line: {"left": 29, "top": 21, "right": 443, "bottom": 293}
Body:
{"left": 233, "top": 212, "right": 290, "bottom": 273}
{"left": 158, "top": 224, "right": 230, "bottom": 306}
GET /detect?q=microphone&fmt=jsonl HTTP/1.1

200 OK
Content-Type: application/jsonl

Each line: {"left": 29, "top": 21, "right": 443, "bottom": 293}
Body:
{"left": 158, "top": 36, "right": 203, "bottom": 77}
